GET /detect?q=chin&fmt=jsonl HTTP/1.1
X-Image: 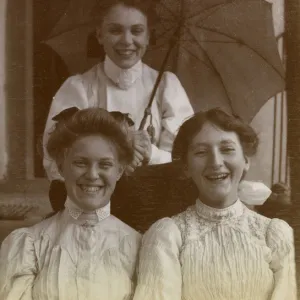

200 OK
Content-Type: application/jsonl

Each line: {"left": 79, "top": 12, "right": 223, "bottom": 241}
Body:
{"left": 118, "top": 61, "right": 136, "bottom": 69}
{"left": 82, "top": 197, "right": 108, "bottom": 210}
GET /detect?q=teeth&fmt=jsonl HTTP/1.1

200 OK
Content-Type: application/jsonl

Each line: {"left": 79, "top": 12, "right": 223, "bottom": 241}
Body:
{"left": 80, "top": 186, "right": 102, "bottom": 193}
{"left": 207, "top": 174, "right": 228, "bottom": 180}
{"left": 117, "top": 50, "right": 134, "bottom": 55}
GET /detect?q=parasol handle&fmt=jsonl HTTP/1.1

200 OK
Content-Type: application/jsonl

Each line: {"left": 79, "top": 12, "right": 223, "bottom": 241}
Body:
{"left": 138, "top": 28, "right": 180, "bottom": 131}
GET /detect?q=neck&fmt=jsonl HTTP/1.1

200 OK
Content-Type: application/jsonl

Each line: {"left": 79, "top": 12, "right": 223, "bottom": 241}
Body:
{"left": 199, "top": 193, "right": 238, "bottom": 209}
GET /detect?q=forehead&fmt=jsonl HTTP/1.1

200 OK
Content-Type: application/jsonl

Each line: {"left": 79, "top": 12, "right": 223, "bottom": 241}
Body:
{"left": 190, "top": 122, "right": 241, "bottom": 147}
{"left": 68, "top": 135, "right": 117, "bottom": 159}
{"left": 103, "top": 4, "right": 148, "bottom": 26}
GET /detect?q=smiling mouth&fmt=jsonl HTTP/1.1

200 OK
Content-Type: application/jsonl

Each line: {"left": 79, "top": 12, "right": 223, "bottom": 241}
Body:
{"left": 78, "top": 185, "right": 104, "bottom": 194}
{"left": 115, "top": 49, "right": 136, "bottom": 57}
{"left": 205, "top": 173, "right": 229, "bottom": 182}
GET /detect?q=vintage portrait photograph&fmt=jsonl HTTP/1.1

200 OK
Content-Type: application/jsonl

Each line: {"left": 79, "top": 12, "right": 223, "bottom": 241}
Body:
{"left": 0, "top": 0, "right": 299, "bottom": 299}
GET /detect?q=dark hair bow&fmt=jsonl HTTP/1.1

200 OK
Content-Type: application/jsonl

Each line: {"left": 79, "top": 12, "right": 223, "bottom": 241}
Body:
{"left": 110, "top": 111, "right": 135, "bottom": 127}
{"left": 52, "top": 107, "right": 80, "bottom": 122}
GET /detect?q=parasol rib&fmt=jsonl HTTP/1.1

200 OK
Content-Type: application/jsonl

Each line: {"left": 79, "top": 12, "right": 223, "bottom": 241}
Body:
{"left": 197, "top": 25, "right": 285, "bottom": 79}
{"left": 187, "top": 27, "right": 234, "bottom": 113}
{"left": 180, "top": 44, "right": 213, "bottom": 70}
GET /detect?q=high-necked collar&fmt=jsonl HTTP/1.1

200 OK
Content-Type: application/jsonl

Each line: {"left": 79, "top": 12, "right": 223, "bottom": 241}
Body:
{"left": 64, "top": 197, "right": 110, "bottom": 225}
{"left": 103, "top": 55, "right": 143, "bottom": 90}
{"left": 195, "top": 198, "right": 244, "bottom": 222}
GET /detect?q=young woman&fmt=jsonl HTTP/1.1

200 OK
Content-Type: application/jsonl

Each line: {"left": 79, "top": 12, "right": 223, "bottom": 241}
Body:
{"left": 0, "top": 108, "right": 141, "bottom": 300}
{"left": 43, "top": 0, "right": 194, "bottom": 182}
{"left": 133, "top": 108, "right": 296, "bottom": 300}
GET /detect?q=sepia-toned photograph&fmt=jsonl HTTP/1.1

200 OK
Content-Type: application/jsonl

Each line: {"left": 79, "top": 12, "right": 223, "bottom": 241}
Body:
{"left": 0, "top": 0, "right": 299, "bottom": 299}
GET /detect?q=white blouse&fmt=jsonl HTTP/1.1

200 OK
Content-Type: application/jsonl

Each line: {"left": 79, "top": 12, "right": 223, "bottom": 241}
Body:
{"left": 133, "top": 199, "right": 296, "bottom": 300}
{"left": 0, "top": 205, "right": 141, "bottom": 300}
{"left": 43, "top": 57, "right": 194, "bottom": 181}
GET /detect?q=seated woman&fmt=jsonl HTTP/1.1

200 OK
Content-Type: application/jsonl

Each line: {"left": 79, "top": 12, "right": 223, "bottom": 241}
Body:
{"left": 0, "top": 108, "right": 141, "bottom": 300}
{"left": 133, "top": 108, "right": 296, "bottom": 300}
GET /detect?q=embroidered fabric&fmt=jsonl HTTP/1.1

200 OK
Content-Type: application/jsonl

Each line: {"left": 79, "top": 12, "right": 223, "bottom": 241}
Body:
{"left": 64, "top": 197, "right": 111, "bottom": 224}
{"left": 195, "top": 199, "right": 244, "bottom": 222}
{"left": 104, "top": 56, "right": 143, "bottom": 90}
{"left": 172, "top": 201, "right": 271, "bottom": 244}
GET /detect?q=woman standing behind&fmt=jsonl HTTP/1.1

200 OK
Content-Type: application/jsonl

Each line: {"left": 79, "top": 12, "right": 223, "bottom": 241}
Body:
{"left": 0, "top": 108, "right": 140, "bottom": 300}
{"left": 133, "top": 108, "right": 296, "bottom": 300}
{"left": 43, "top": 0, "right": 194, "bottom": 182}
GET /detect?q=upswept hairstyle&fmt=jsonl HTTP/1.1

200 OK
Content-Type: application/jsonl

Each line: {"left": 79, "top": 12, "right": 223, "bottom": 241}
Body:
{"left": 46, "top": 108, "right": 134, "bottom": 167}
{"left": 172, "top": 108, "right": 259, "bottom": 163}
{"left": 93, "top": 0, "right": 158, "bottom": 28}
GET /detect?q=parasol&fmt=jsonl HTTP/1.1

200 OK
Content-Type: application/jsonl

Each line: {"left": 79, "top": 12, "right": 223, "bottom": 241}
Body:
{"left": 45, "top": 0, "right": 285, "bottom": 123}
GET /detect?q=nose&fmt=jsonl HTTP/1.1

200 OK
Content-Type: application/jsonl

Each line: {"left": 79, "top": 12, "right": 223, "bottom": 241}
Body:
{"left": 121, "top": 31, "right": 133, "bottom": 45}
{"left": 85, "top": 164, "right": 100, "bottom": 180}
{"left": 209, "top": 149, "right": 223, "bottom": 168}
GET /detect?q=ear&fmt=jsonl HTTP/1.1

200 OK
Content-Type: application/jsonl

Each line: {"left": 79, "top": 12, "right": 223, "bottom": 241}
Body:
{"left": 117, "top": 165, "right": 125, "bottom": 181}
{"left": 57, "top": 162, "right": 65, "bottom": 179}
{"left": 244, "top": 156, "right": 250, "bottom": 172}
{"left": 95, "top": 27, "right": 103, "bottom": 45}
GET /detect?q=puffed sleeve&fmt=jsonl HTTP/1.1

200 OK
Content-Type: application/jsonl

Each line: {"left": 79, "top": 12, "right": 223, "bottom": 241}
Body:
{"left": 266, "top": 218, "right": 297, "bottom": 300}
{"left": 0, "top": 230, "right": 37, "bottom": 300}
{"left": 149, "top": 72, "right": 194, "bottom": 165}
{"left": 133, "top": 218, "right": 182, "bottom": 300}
{"left": 43, "top": 75, "right": 89, "bottom": 180}
{"left": 119, "top": 232, "right": 141, "bottom": 281}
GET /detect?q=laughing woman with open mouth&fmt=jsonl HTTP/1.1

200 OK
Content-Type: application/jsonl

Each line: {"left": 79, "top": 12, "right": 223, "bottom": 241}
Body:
{"left": 0, "top": 108, "right": 140, "bottom": 300}
{"left": 133, "top": 108, "right": 296, "bottom": 300}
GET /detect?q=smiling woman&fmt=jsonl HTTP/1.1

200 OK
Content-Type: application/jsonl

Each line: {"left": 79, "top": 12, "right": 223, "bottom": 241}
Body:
{"left": 43, "top": 0, "right": 194, "bottom": 209}
{"left": 0, "top": 108, "right": 140, "bottom": 300}
{"left": 133, "top": 108, "right": 296, "bottom": 300}
{"left": 43, "top": 0, "right": 194, "bottom": 194}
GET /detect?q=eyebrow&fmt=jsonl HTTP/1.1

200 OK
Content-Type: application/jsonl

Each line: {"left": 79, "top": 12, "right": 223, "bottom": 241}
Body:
{"left": 72, "top": 156, "right": 115, "bottom": 161}
{"left": 106, "top": 23, "right": 146, "bottom": 27}
{"left": 190, "top": 139, "right": 237, "bottom": 149}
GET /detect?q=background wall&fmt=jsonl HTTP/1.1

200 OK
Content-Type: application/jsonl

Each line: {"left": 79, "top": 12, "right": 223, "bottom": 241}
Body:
{"left": 0, "top": 0, "right": 7, "bottom": 180}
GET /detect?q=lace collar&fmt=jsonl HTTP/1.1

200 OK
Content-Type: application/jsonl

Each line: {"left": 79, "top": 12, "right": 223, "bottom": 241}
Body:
{"left": 195, "top": 198, "right": 244, "bottom": 222}
{"left": 103, "top": 55, "right": 142, "bottom": 90}
{"left": 65, "top": 197, "right": 110, "bottom": 225}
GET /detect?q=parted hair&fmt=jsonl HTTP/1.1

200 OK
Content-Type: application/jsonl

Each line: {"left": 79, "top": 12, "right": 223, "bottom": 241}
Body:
{"left": 46, "top": 108, "right": 134, "bottom": 166}
{"left": 172, "top": 108, "right": 259, "bottom": 163}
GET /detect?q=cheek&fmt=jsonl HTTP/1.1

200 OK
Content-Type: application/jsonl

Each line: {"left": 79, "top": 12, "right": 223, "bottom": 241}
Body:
{"left": 104, "top": 168, "right": 121, "bottom": 185}
{"left": 63, "top": 167, "right": 84, "bottom": 183}
{"left": 102, "top": 35, "right": 118, "bottom": 47}
{"left": 135, "top": 35, "right": 149, "bottom": 47}
{"left": 186, "top": 156, "right": 206, "bottom": 177}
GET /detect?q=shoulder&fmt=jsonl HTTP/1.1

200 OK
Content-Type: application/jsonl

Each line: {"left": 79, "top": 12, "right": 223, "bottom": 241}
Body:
{"left": 238, "top": 206, "right": 272, "bottom": 238}
{"left": 172, "top": 205, "right": 197, "bottom": 230}
{"left": 59, "top": 63, "right": 102, "bottom": 90}
{"left": 81, "top": 63, "right": 103, "bottom": 82}
{"left": 266, "top": 218, "right": 294, "bottom": 247}
{"left": 141, "top": 63, "right": 180, "bottom": 84}
{"left": 142, "top": 217, "right": 182, "bottom": 247}
{"left": 142, "top": 62, "right": 158, "bottom": 76}
{"left": 244, "top": 209, "right": 294, "bottom": 248}
{"left": 108, "top": 215, "right": 142, "bottom": 241}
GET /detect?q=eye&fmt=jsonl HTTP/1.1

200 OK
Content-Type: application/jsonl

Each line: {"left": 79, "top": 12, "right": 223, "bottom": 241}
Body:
{"left": 98, "top": 162, "right": 114, "bottom": 170}
{"left": 73, "top": 160, "right": 87, "bottom": 167}
{"left": 108, "top": 26, "right": 123, "bottom": 35}
{"left": 221, "top": 147, "right": 235, "bottom": 153}
{"left": 194, "top": 149, "right": 207, "bottom": 156}
{"left": 131, "top": 27, "right": 145, "bottom": 36}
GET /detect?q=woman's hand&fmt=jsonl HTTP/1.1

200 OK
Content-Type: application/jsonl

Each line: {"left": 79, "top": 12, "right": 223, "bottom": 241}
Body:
{"left": 132, "top": 130, "right": 152, "bottom": 162}
{"left": 125, "top": 131, "right": 152, "bottom": 175}
{"left": 125, "top": 149, "right": 144, "bottom": 174}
